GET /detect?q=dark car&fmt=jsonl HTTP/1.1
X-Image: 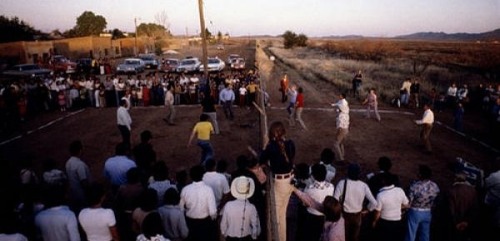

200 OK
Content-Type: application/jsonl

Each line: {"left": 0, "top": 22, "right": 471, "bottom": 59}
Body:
{"left": 76, "top": 58, "right": 93, "bottom": 74}
{"left": 2, "top": 64, "right": 52, "bottom": 78}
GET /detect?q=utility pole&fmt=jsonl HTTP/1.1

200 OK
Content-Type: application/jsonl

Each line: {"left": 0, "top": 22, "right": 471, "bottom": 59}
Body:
{"left": 134, "top": 17, "right": 138, "bottom": 56}
{"left": 198, "top": 0, "right": 209, "bottom": 80}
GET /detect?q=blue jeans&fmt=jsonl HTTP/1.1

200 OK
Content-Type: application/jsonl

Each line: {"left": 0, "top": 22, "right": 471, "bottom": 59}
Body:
{"left": 405, "top": 208, "right": 431, "bottom": 241}
{"left": 197, "top": 140, "right": 214, "bottom": 165}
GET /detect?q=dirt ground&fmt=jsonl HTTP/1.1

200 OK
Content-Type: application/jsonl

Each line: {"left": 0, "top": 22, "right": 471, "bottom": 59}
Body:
{"left": 1, "top": 38, "right": 499, "bottom": 204}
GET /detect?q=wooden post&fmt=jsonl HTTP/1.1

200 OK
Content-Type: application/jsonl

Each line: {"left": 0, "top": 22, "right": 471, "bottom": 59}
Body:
{"left": 197, "top": 0, "right": 209, "bottom": 80}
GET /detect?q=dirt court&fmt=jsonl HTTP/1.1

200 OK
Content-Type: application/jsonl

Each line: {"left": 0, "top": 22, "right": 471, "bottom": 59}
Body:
{"left": 0, "top": 39, "right": 498, "bottom": 194}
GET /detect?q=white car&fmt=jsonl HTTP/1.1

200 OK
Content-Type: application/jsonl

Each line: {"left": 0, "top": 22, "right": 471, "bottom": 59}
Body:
{"left": 176, "top": 58, "right": 201, "bottom": 73}
{"left": 198, "top": 57, "right": 225, "bottom": 72}
{"left": 226, "top": 54, "right": 240, "bottom": 65}
{"left": 116, "top": 58, "right": 145, "bottom": 75}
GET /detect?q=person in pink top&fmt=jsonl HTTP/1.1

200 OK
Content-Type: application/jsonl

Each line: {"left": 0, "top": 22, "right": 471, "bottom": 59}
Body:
{"left": 362, "top": 88, "right": 381, "bottom": 122}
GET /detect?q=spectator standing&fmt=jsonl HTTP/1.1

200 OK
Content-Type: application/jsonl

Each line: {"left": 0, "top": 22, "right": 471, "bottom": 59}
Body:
{"left": 104, "top": 143, "right": 137, "bottom": 192}
{"left": 404, "top": 165, "right": 440, "bottom": 241}
{"left": 163, "top": 85, "right": 175, "bottom": 125}
{"left": 220, "top": 176, "right": 261, "bottom": 241}
{"left": 203, "top": 158, "right": 230, "bottom": 208}
{"left": 132, "top": 189, "right": 158, "bottom": 236}
{"left": 187, "top": 114, "right": 215, "bottom": 165}
{"left": 136, "top": 212, "right": 169, "bottom": 241}
{"left": 453, "top": 102, "right": 465, "bottom": 132}
{"left": 239, "top": 83, "right": 248, "bottom": 108}
{"left": 246, "top": 80, "right": 259, "bottom": 107}
{"left": 158, "top": 188, "right": 189, "bottom": 241}
{"left": 484, "top": 158, "right": 500, "bottom": 239}
{"left": 372, "top": 173, "right": 409, "bottom": 241}
{"left": 414, "top": 103, "right": 434, "bottom": 154}
{"left": 331, "top": 93, "right": 350, "bottom": 162}
{"left": 367, "top": 156, "right": 400, "bottom": 197}
{"left": 132, "top": 130, "right": 157, "bottom": 180}
{"left": 286, "top": 85, "right": 298, "bottom": 127}
{"left": 117, "top": 99, "right": 132, "bottom": 148}
{"left": 333, "top": 164, "right": 377, "bottom": 241}
{"left": 148, "top": 162, "right": 176, "bottom": 206}
{"left": 318, "top": 148, "right": 336, "bottom": 183}
{"left": 179, "top": 165, "right": 218, "bottom": 241}
{"left": 446, "top": 83, "right": 458, "bottom": 107}
{"left": 42, "top": 158, "right": 66, "bottom": 188}
{"left": 200, "top": 91, "right": 220, "bottom": 135}
{"left": 280, "top": 74, "right": 289, "bottom": 103}
{"left": 410, "top": 79, "right": 421, "bottom": 108}
{"left": 362, "top": 88, "right": 381, "bottom": 122}
{"left": 219, "top": 84, "right": 235, "bottom": 120}
{"left": 400, "top": 78, "right": 412, "bottom": 107}
{"left": 441, "top": 173, "right": 480, "bottom": 241}
{"left": 65, "top": 140, "right": 91, "bottom": 213}
{"left": 304, "top": 164, "right": 335, "bottom": 241}
{"left": 259, "top": 121, "right": 295, "bottom": 241}
{"left": 78, "top": 183, "right": 120, "bottom": 241}
{"left": 35, "top": 187, "right": 81, "bottom": 241}
{"left": 294, "top": 87, "right": 307, "bottom": 130}
{"left": 352, "top": 70, "right": 362, "bottom": 99}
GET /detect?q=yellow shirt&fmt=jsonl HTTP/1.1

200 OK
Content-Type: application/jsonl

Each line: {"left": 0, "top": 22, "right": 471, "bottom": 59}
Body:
{"left": 246, "top": 83, "right": 258, "bottom": 93}
{"left": 193, "top": 121, "right": 214, "bottom": 140}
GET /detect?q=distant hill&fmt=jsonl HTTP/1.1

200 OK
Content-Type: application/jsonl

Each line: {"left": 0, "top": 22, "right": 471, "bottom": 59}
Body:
{"left": 395, "top": 29, "right": 500, "bottom": 41}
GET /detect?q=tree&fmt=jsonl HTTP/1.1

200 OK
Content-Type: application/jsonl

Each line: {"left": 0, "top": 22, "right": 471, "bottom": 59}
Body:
{"left": 200, "top": 28, "right": 212, "bottom": 39}
{"left": 282, "top": 30, "right": 297, "bottom": 49}
{"left": 73, "top": 11, "right": 107, "bottom": 37}
{"left": 154, "top": 10, "right": 170, "bottom": 33}
{"left": 111, "top": 28, "right": 126, "bottom": 39}
{"left": 296, "top": 34, "right": 308, "bottom": 47}
{"left": 137, "top": 23, "right": 167, "bottom": 39}
{"left": 0, "top": 15, "right": 44, "bottom": 43}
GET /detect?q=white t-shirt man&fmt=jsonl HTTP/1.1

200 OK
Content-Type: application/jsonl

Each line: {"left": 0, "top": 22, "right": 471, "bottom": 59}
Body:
{"left": 78, "top": 208, "right": 116, "bottom": 241}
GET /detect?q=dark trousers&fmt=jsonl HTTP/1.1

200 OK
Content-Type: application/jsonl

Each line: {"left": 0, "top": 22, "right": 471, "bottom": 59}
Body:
{"left": 118, "top": 125, "right": 130, "bottom": 148}
{"left": 375, "top": 219, "right": 404, "bottom": 241}
{"left": 226, "top": 236, "right": 253, "bottom": 241}
{"left": 186, "top": 216, "right": 216, "bottom": 241}
{"left": 305, "top": 212, "right": 325, "bottom": 241}
{"left": 222, "top": 101, "right": 234, "bottom": 119}
{"left": 343, "top": 211, "right": 362, "bottom": 241}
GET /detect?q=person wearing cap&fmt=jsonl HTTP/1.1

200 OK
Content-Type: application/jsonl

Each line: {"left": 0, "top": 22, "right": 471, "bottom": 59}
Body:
{"left": 333, "top": 163, "right": 377, "bottom": 241}
{"left": 259, "top": 121, "right": 295, "bottom": 241}
{"left": 220, "top": 176, "right": 261, "bottom": 241}
{"left": 414, "top": 103, "right": 434, "bottom": 154}
{"left": 331, "top": 93, "right": 350, "bottom": 162}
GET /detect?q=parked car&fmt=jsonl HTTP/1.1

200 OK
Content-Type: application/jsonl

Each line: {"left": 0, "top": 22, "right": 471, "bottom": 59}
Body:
{"left": 2, "top": 64, "right": 52, "bottom": 78}
{"left": 116, "top": 58, "right": 145, "bottom": 75}
{"left": 176, "top": 57, "right": 201, "bottom": 73}
{"left": 160, "top": 58, "right": 180, "bottom": 73}
{"left": 230, "top": 58, "right": 246, "bottom": 71}
{"left": 75, "top": 58, "right": 93, "bottom": 74}
{"left": 51, "top": 55, "right": 77, "bottom": 74}
{"left": 198, "top": 57, "right": 225, "bottom": 72}
{"left": 138, "top": 54, "right": 159, "bottom": 69}
{"left": 227, "top": 54, "right": 240, "bottom": 65}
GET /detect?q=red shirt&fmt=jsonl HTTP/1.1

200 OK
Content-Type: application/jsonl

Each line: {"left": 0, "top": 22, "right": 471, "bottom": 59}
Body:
{"left": 296, "top": 93, "right": 304, "bottom": 108}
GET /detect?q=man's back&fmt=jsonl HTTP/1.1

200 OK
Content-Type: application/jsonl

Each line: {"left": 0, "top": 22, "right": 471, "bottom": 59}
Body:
{"left": 180, "top": 181, "right": 217, "bottom": 219}
{"left": 35, "top": 206, "right": 80, "bottom": 241}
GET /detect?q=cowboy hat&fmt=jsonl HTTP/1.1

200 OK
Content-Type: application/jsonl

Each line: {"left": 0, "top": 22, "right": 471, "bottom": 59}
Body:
{"left": 230, "top": 176, "right": 255, "bottom": 200}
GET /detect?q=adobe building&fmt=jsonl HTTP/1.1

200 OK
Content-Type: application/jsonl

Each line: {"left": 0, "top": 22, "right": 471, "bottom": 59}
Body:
{"left": 0, "top": 36, "right": 151, "bottom": 65}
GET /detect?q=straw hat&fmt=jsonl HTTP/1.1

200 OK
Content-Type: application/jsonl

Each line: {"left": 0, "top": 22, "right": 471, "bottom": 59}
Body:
{"left": 230, "top": 176, "right": 255, "bottom": 200}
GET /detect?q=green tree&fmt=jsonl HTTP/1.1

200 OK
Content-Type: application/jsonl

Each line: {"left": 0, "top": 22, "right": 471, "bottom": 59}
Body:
{"left": 296, "top": 34, "right": 308, "bottom": 47}
{"left": 111, "top": 28, "right": 126, "bottom": 39}
{"left": 73, "top": 11, "right": 107, "bottom": 36}
{"left": 282, "top": 30, "right": 297, "bottom": 49}
{"left": 0, "top": 15, "right": 44, "bottom": 43}
{"left": 137, "top": 23, "right": 167, "bottom": 39}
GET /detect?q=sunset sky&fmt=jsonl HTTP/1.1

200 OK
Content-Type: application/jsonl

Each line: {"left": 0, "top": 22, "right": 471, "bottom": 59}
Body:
{"left": 1, "top": 0, "right": 499, "bottom": 37}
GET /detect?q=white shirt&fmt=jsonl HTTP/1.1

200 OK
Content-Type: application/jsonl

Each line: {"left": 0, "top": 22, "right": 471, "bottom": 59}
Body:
{"left": 78, "top": 208, "right": 116, "bottom": 241}
{"left": 375, "top": 185, "right": 409, "bottom": 221}
{"left": 220, "top": 199, "right": 261, "bottom": 239}
{"left": 333, "top": 179, "right": 377, "bottom": 213}
{"left": 203, "top": 171, "right": 230, "bottom": 206}
{"left": 447, "top": 86, "right": 458, "bottom": 97}
{"left": 117, "top": 106, "right": 132, "bottom": 130}
{"left": 164, "top": 90, "right": 174, "bottom": 106}
{"left": 332, "top": 98, "right": 350, "bottom": 129}
{"left": 239, "top": 87, "right": 247, "bottom": 96}
{"left": 304, "top": 181, "right": 334, "bottom": 216}
{"left": 180, "top": 181, "right": 217, "bottom": 219}
{"left": 415, "top": 109, "right": 434, "bottom": 125}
